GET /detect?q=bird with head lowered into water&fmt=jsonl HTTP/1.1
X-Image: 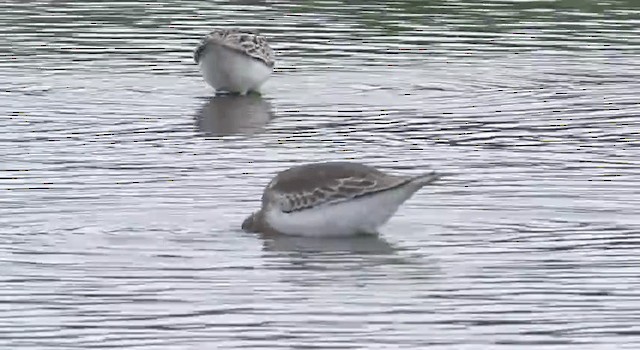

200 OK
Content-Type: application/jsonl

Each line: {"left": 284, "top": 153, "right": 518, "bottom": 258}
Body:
{"left": 242, "top": 162, "right": 441, "bottom": 237}
{"left": 194, "top": 28, "right": 275, "bottom": 95}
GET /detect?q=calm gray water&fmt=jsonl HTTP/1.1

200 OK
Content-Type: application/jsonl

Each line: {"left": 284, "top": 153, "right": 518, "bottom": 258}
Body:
{"left": 1, "top": 0, "right": 640, "bottom": 348}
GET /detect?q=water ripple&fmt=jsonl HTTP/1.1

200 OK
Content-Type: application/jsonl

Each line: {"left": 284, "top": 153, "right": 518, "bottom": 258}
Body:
{"left": 1, "top": 0, "right": 640, "bottom": 349}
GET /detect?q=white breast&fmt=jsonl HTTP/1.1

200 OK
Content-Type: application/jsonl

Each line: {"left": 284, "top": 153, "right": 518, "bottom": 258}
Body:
{"left": 198, "top": 45, "right": 272, "bottom": 95}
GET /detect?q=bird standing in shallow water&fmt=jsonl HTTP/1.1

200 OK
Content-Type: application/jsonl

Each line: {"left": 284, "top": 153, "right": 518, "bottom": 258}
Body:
{"left": 194, "top": 28, "right": 275, "bottom": 95}
{"left": 242, "top": 162, "right": 441, "bottom": 237}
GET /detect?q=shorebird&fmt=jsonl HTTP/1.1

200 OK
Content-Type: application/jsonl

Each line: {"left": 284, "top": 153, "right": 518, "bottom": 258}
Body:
{"left": 194, "top": 28, "right": 275, "bottom": 95}
{"left": 242, "top": 162, "right": 441, "bottom": 237}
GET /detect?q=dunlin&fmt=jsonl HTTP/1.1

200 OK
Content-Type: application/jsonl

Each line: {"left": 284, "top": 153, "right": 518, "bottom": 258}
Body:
{"left": 194, "top": 28, "right": 275, "bottom": 95}
{"left": 242, "top": 162, "right": 440, "bottom": 237}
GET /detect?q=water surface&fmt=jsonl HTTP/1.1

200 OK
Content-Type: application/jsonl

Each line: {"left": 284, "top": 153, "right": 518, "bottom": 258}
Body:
{"left": 1, "top": 0, "right": 640, "bottom": 348}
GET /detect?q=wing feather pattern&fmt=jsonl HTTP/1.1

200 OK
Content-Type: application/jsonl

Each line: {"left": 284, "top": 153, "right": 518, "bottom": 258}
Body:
{"left": 262, "top": 163, "right": 412, "bottom": 213}
{"left": 194, "top": 28, "right": 275, "bottom": 67}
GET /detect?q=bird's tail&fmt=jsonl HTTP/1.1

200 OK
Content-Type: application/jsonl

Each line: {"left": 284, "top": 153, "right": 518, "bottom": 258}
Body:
{"left": 410, "top": 170, "right": 441, "bottom": 187}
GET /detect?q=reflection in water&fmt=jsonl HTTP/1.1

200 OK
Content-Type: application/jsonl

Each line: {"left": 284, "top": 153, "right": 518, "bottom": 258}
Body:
{"left": 259, "top": 233, "right": 412, "bottom": 271}
{"left": 195, "top": 95, "right": 274, "bottom": 136}
{"left": 261, "top": 233, "right": 397, "bottom": 255}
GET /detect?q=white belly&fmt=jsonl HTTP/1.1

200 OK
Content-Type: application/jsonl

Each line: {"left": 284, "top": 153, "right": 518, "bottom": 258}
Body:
{"left": 198, "top": 45, "right": 272, "bottom": 95}
{"left": 264, "top": 186, "right": 418, "bottom": 237}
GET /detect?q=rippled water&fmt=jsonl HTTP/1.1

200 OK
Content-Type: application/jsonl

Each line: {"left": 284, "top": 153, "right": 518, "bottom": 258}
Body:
{"left": 1, "top": 0, "right": 640, "bottom": 348}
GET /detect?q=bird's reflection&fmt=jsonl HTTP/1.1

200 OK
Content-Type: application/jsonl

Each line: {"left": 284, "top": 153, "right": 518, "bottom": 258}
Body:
{"left": 195, "top": 94, "right": 274, "bottom": 136}
{"left": 257, "top": 233, "right": 432, "bottom": 273}
{"left": 261, "top": 233, "right": 398, "bottom": 255}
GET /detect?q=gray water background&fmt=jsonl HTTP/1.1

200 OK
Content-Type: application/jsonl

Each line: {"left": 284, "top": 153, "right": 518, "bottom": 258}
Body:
{"left": 1, "top": 0, "right": 639, "bottom": 348}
